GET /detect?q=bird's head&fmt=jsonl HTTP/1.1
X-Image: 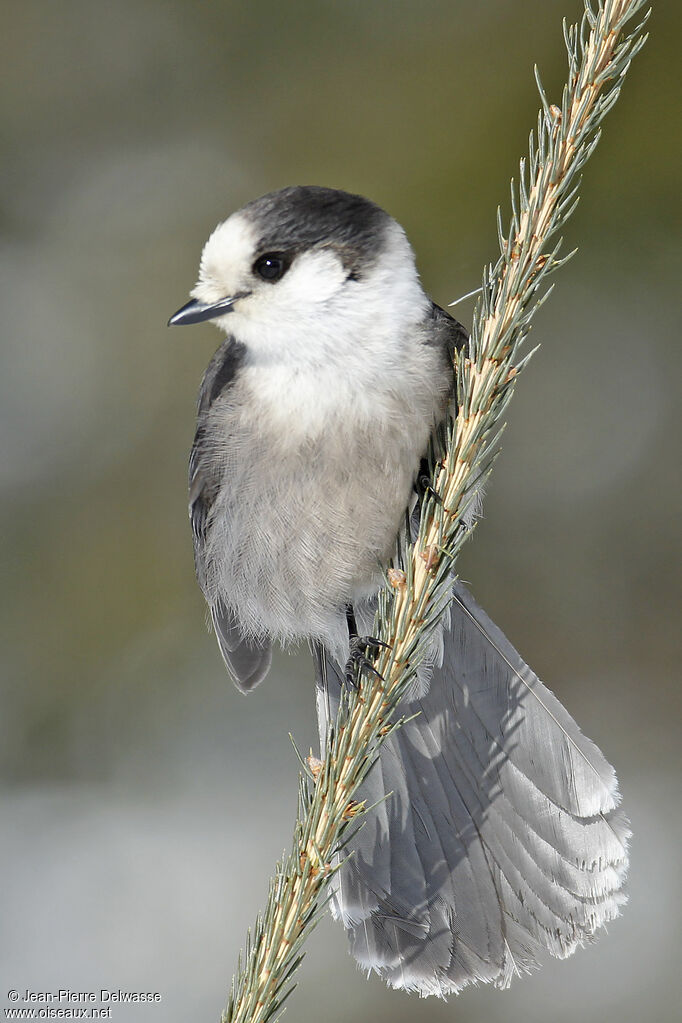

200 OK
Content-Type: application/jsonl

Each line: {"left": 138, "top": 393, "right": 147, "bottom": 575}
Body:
{"left": 169, "top": 186, "right": 428, "bottom": 364}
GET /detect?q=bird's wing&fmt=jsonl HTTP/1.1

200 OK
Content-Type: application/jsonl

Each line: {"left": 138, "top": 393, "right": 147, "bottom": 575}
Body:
{"left": 190, "top": 337, "right": 272, "bottom": 692}
{"left": 426, "top": 301, "right": 469, "bottom": 363}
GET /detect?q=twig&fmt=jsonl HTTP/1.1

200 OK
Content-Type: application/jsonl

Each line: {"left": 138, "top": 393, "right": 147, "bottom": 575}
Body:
{"left": 222, "top": 3, "right": 649, "bottom": 1020}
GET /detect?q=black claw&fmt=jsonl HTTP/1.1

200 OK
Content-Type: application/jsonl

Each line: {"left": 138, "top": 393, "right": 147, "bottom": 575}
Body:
{"left": 355, "top": 636, "right": 391, "bottom": 652}
{"left": 415, "top": 456, "right": 443, "bottom": 505}
{"left": 344, "top": 669, "right": 358, "bottom": 690}
{"left": 417, "top": 474, "right": 443, "bottom": 504}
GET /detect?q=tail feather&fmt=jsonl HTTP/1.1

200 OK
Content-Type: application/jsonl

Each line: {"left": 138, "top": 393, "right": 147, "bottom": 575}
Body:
{"left": 314, "top": 581, "right": 629, "bottom": 996}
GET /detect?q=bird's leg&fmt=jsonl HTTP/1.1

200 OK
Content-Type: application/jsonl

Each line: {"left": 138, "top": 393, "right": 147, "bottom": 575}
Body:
{"left": 344, "top": 604, "right": 389, "bottom": 688}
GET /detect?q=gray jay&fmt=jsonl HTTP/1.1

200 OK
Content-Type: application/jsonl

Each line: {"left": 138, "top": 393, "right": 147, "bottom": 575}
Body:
{"left": 170, "top": 186, "right": 629, "bottom": 997}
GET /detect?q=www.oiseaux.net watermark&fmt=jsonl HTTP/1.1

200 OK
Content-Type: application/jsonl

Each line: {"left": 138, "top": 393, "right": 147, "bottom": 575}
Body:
{"left": 5, "top": 990, "right": 161, "bottom": 1019}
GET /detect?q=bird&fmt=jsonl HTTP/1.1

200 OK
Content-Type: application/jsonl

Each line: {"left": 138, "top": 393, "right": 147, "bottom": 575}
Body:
{"left": 169, "top": 185, "right": 629, "bottom": 997}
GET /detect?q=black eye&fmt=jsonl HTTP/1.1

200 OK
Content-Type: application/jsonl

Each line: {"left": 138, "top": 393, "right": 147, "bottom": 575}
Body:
{"left": 253, "top": 252, "right": 289, "bottom": 282}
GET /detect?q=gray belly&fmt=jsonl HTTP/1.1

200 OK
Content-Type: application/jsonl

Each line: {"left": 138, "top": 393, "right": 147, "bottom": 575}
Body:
{"left": 201, "top": 404, "right": 422, "bottom": 650}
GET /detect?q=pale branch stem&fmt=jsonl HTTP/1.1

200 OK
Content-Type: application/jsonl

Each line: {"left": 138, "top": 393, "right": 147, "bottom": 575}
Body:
{"left": 222, "top": 3, "right": 649, "bottom": 1021}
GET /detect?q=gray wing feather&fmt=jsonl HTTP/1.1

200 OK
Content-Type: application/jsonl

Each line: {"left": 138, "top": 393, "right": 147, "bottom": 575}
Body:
{"left": 314, "top": 581, "right": 629, "bottom": 996}
{"left": 190, "top": 336, "right": 272, "bottom": 691}
{"left": 427, "top": 302, "right": 469, "bottom": 362}
{"left": 210, "top": 604, "right": 273, "bottom": 693}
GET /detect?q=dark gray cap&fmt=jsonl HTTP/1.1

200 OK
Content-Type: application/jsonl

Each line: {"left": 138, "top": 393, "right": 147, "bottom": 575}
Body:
{"left": 242, "top": 185, "right": 392, "bottom": 277}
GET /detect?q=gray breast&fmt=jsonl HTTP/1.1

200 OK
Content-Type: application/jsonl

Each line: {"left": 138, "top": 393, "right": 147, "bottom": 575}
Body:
{"left": 199, "top": 386, "right": 425, "bottom": 654}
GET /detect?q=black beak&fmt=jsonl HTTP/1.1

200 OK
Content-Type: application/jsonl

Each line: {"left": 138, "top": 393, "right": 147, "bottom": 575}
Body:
{"left": 168, "top": 295, "right": 240, "bottom": 326}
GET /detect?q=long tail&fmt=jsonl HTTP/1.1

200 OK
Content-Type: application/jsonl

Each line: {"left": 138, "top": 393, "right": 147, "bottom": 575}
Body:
{"left": 314, "top": 581, "right": 630, "bottom": 997}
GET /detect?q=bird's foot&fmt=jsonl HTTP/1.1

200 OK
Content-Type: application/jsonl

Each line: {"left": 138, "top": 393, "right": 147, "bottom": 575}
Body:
{"left": 344, "top": 635, "right": 390, "bottom": 689}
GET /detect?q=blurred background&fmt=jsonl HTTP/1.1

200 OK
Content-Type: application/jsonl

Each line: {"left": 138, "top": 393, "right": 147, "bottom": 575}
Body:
{"left": 1, "top": 1, "right": 679, "bottom": 1020}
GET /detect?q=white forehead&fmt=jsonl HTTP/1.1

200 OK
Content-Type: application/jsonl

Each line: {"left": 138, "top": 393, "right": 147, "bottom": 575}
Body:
{"left": 199, "top": 212, "right": 258, "bottom": 282}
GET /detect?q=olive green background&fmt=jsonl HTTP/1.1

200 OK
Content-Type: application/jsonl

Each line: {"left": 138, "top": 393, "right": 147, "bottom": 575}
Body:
{"left": 1, "top": 2, "right": 680, "bottom": 1021}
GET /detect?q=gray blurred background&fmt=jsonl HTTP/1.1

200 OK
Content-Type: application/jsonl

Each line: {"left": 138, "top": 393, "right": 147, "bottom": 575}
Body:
{"left": 1, "top": 1, "right": 680, "bottom": 1021}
